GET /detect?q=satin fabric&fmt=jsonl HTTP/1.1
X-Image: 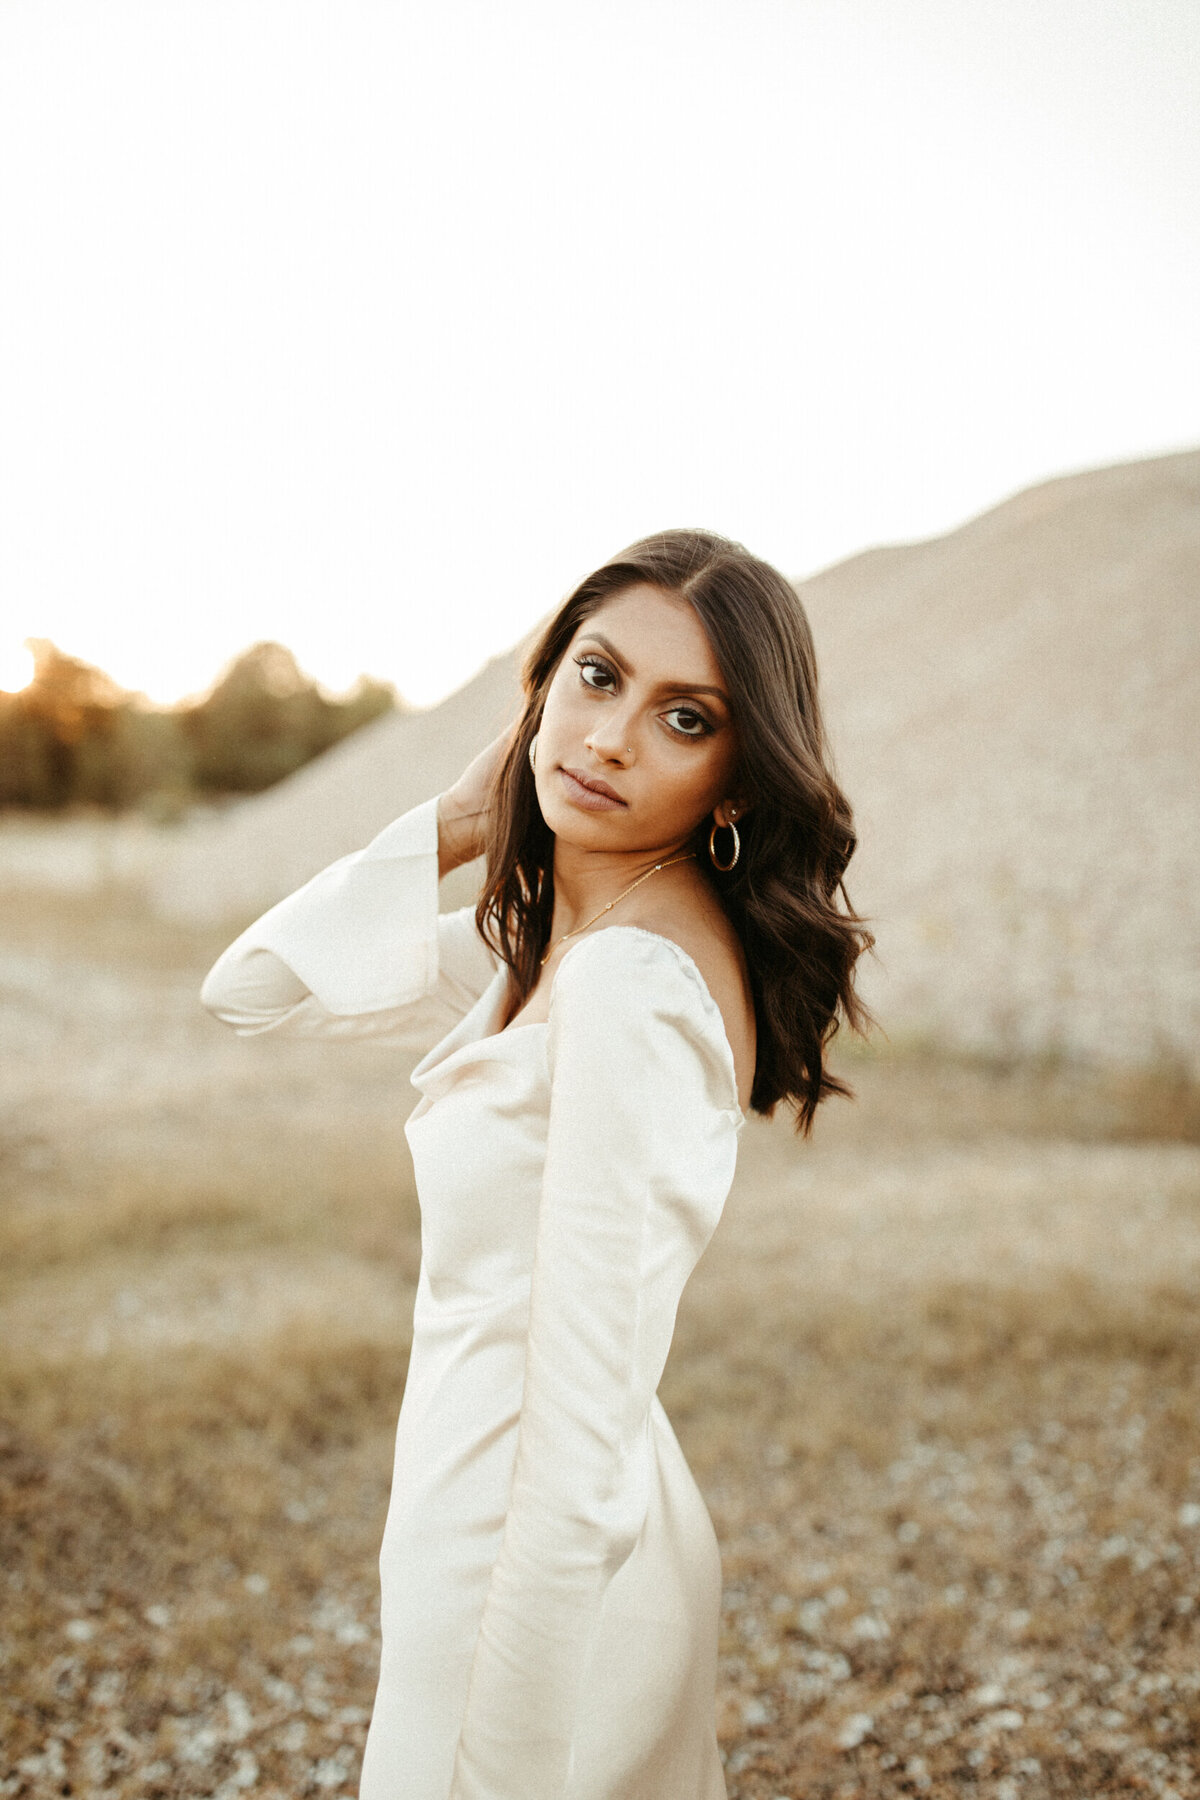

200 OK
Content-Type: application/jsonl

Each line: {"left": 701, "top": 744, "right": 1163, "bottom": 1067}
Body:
{"left": 201, "top": 796, "right": 743, "bottom": 1800}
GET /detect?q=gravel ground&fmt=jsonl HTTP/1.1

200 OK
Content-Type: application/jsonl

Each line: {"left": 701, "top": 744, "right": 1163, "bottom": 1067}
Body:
{"left": 2, "top": 883, "right": 1199, "bottom": 1799}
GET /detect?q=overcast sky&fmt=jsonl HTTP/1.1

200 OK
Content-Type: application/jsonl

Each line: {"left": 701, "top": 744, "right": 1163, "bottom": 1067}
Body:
{"left": 2, "top": 0, "right": 1197, "bottom": 706}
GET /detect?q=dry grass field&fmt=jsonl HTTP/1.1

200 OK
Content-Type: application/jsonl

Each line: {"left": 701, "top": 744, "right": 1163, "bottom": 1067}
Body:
{"left": 2, "top": 875, "right": 1199, "bottom": 1800}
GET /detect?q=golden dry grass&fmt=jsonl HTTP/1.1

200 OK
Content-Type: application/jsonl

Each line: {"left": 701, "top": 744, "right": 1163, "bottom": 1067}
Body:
{"left": 2, "top": 882, "right": 1199, "bottom": 1799}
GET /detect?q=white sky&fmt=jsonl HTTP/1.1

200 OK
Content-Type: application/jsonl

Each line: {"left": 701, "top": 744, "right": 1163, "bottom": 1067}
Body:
{"left": 1, "top": 0, "right": 1197, "bottom": 707}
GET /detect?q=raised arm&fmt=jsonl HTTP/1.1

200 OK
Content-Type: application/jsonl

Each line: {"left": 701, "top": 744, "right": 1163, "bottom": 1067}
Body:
{"left": 200, "top": 795, "right": 500, "bottom": 1039}
{"left": 200, "top": 731, "right": 515, "bottom": 1041}
{"left": 448, "top": 928, "right": 743, "bottom": 1800}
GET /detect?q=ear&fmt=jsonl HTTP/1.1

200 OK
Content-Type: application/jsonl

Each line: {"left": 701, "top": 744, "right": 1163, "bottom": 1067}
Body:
{"left": 714, "top": 799, "right": 751, "bottom": 829}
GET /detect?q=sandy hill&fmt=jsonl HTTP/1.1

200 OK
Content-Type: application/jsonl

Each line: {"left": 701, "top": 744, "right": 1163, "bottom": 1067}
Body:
{"left": 152, "top": 446, "right": 1200, "bottom": 1075}
{"left": 798, "top": 446, "right": 1199, "bottom": 1074}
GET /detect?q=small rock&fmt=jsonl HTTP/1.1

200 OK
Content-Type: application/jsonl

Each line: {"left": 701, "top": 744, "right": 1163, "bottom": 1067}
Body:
{"left": 225, "top": 1690, "right": 253, "bottom": 1738}
{"left": 836, "top": 1712, "right": 873, "bottom": 1750}
{"left": 849, "top": 1613, "right": 890, "bottom": 1641}
{"left": 972, "top": 1682, "right": 1005, "bottom": 1707}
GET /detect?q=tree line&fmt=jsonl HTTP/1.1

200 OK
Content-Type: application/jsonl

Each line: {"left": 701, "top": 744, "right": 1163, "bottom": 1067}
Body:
{"left": 0, "top": 640, "right": 399, "bottom": 814}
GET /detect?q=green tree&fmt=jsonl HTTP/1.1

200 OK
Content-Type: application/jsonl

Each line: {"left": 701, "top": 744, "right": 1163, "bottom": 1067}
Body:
{"left": 0, "top": 638, "right": 398, "bottom": 811}
{"left": 181, "top": 642, "right": 396, "bottom": 796}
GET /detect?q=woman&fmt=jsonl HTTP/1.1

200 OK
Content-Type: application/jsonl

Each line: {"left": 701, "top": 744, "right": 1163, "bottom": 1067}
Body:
{"left": 201, "top": 528, "right": 876, "bottom": 1800}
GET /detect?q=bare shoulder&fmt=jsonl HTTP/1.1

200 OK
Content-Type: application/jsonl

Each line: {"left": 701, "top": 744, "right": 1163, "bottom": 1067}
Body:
{"left": 620, "top": 893, "right": 757, "bottom": 1115}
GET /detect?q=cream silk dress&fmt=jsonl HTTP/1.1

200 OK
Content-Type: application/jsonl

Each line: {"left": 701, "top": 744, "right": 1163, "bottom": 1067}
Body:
{"left": 200, "top": 794, "right": 745, "bottom": 1800}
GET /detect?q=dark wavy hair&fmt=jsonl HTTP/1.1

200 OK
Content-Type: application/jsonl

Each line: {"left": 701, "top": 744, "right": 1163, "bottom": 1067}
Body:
{"left": 474, "top": 528, "right": 878, "bottom": 1135}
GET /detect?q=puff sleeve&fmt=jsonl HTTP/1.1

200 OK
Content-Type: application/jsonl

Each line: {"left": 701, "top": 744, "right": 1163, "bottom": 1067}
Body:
{"left": 448, "top": 928, "right": 743, "bottom": 1800}
{"left": 199, "top": 794, "right": 500, "bottom": 1040}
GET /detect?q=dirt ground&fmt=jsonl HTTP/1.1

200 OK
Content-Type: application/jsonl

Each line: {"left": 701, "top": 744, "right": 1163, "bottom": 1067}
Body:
{"left": 2, "top": 880, "right": 1199, "bottom": 1800}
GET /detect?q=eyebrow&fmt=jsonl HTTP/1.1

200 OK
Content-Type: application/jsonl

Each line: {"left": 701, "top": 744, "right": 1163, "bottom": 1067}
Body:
{"left": 577, "top": 632, "right": 731, "bottom": 707}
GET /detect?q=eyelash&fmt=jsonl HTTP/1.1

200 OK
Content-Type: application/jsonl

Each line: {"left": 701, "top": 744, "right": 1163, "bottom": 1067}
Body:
{"left": 574, "top": 654, "right": 714, "bottom": 740}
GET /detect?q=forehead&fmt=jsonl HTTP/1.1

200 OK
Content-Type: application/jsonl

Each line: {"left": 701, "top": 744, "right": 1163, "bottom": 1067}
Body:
{"left": 574, "top": 584, "right": 723, "bottom": 681}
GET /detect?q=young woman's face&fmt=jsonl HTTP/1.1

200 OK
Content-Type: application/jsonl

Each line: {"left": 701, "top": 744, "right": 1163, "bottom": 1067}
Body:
{"left": 534, "top": 583, "right": 745, "bottom": 854}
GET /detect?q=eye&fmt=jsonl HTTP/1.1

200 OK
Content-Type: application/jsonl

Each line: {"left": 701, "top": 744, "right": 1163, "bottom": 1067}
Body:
{"left": 575, "top": 653, "right": 615, "bottom": 691}
{"left": 663, "top": 706, "right": 713, "bottom": 740}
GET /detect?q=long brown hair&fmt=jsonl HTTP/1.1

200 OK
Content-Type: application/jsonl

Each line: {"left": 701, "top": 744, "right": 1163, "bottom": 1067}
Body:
{"left": 475, "top": 528, "right": 878, "bottom": 1135}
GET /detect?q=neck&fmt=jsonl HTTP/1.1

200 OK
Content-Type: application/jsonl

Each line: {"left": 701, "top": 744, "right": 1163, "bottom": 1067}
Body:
{"left": 548, "top": 834, "right": 697, "bottom": 937}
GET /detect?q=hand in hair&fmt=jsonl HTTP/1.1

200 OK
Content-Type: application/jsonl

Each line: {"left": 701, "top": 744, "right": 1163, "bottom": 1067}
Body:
{"left": 437, "top": 722, "right": 521, "bottom": 878}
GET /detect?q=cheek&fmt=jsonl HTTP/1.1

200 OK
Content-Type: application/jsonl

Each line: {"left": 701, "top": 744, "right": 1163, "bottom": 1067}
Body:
{"left": 640, "top": 741, "right": 730, "bottom": 818}
{"left": 538, "top": 677, "right": 575, "bottom": 741}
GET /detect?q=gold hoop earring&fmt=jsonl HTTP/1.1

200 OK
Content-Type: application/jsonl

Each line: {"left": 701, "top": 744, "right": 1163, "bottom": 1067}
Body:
{"left": 528, "top": 732, "right": 539, "bottom": 772}
{"left": 709, "top": 816, "right": 740, "bottom": 871}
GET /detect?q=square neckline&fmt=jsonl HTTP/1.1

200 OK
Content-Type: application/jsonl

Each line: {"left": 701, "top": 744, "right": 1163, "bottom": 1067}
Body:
{"left": 486, "top": 924, "right": 747, "bottom": 1128}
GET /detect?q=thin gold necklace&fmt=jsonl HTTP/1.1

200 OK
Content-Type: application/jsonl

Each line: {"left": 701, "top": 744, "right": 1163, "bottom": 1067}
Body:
{"left": 539, "top": 852, "right": 697, "bottom": 967}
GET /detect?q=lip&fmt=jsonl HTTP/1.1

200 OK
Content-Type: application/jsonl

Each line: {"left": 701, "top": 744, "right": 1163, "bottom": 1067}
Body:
{"left": 559, "top": 766, "right": 628, "bottom": 810}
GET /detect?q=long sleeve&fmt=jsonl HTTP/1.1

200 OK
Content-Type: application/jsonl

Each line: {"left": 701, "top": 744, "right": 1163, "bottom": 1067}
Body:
{"left": 199, "top": 794, "right": 500, "bottom": 1040}
{"left": 448, "top": 928, "right": 743, "bottom": 1800}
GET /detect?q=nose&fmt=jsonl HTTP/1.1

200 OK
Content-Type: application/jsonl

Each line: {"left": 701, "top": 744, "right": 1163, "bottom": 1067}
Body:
{"left": 585, "top": 711, "right": 635, "bottom": 762}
